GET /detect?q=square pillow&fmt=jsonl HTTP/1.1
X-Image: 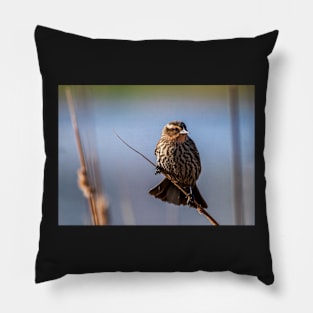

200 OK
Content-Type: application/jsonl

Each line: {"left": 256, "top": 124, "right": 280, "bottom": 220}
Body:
{"left": 35, "top": 25, "right": 278, "bottom": 284}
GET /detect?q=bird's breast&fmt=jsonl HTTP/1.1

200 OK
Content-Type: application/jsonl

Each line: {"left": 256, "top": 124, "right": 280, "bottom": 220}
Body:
{"left": 156, "top": 138, "right": 201, "bottom": 187}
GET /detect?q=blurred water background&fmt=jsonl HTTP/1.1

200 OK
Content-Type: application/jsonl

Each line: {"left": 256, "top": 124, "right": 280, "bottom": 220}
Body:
{"left": 59, "top": 85, "right": 254, "bottom": 225}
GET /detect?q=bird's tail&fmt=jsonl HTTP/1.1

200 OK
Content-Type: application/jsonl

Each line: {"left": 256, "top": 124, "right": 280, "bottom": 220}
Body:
{"left": 192, "top": 183, "right": 208, "bottom": 208}
{"left": 149, "top": 178, "right": 207, "bottom": 209}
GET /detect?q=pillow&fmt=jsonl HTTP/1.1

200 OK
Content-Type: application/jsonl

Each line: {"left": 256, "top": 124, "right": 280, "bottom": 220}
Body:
{"left": 35, "top": 25, "right": 278, "bottom": 285}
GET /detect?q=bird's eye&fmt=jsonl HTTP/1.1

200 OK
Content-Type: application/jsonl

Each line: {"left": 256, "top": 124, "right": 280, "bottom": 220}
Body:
{"left": 174, "top": 127, "right": 179, "bottom": 132}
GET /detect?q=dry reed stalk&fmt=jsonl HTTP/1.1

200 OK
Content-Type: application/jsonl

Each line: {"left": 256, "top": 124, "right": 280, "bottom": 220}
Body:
{"left": 65, "top": 87, "right": 100, "bottom": 225}
{"left": 114, "top": 130, "right": 219, "bottom": 226}
{"left": 95, "top": 194, "right": 109, "bottom": 225}
{"left": 92, "top": 155, "right": 109, "bottom": 225}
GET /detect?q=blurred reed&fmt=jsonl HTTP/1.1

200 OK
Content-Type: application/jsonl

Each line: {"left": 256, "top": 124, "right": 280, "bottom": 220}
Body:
{"left": 229, "top": 85, "right": 244, "bottom": 225}
{"left": 65, "top": 87, "right": 109, "bottom": 225}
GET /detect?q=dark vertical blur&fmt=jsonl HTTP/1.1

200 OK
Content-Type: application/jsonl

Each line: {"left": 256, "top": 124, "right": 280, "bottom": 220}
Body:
{"left": 229, "top": 85, "right": 244, "bottom": 225}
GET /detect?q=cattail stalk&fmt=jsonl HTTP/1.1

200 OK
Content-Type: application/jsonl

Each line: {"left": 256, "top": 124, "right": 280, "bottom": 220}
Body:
{"left": 65, "top": 87, "right": 100, "bottom": 225}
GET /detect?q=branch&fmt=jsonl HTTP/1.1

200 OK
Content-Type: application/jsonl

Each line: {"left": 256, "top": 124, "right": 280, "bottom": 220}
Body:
{"left": 114, "top": 131, "right": 219, "bottom": 226}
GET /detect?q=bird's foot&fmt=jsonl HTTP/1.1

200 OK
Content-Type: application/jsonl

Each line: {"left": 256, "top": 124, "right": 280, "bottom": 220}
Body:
{"left": 186, "top": 193, "right": 194, "bottom": 207}
{"left": 155, "top": 165, "right": 162, "bottom": 175}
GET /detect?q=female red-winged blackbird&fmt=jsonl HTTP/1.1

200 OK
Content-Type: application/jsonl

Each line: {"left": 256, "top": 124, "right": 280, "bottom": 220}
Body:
{"left": 149, "top": 121, "right": 208, "bottom": 208}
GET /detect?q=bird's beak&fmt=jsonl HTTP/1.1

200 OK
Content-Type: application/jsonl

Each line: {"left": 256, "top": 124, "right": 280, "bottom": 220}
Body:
{"left": 179, "top": 128, "right": 189, "bottom": 135}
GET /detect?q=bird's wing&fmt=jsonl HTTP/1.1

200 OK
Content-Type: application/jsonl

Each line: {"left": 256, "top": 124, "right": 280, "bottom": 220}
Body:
{"left": 188, "top": 137, "right": 201, "bottom": 165}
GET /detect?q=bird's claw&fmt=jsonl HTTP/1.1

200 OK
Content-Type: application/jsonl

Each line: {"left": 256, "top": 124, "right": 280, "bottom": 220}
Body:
{"left": 186, "top": 193, "right": 194, "bottom": 206}
{"left": 155, "top": 166, "right": 162, "bottom": 175}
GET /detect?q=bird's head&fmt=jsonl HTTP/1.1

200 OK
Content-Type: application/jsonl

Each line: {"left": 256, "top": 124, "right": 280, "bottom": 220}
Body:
{"left": 162, "top": 121, "right": 189, "bottom": 142}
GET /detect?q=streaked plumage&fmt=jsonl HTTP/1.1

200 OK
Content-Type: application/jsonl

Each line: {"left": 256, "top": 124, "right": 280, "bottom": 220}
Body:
{"left": 149, "top": 121, "right": 207, "bottom": 208}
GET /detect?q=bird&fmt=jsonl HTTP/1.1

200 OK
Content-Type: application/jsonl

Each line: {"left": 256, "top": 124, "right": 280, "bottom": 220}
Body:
{"left": 149, "top": 121, "right": 208, "bottom": 209}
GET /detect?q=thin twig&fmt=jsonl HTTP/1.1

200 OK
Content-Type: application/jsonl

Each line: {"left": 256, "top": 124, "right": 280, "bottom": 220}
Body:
{"left": 113, "top": 129, "right": 156, "bottom": 167}
{"left": 114, "top": 130, "right": 219, "bottom": 226}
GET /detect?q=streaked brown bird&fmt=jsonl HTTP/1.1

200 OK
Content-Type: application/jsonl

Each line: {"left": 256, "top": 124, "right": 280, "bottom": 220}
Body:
{"left": 149, "top": 121, "right": 208, "bottom": 208}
